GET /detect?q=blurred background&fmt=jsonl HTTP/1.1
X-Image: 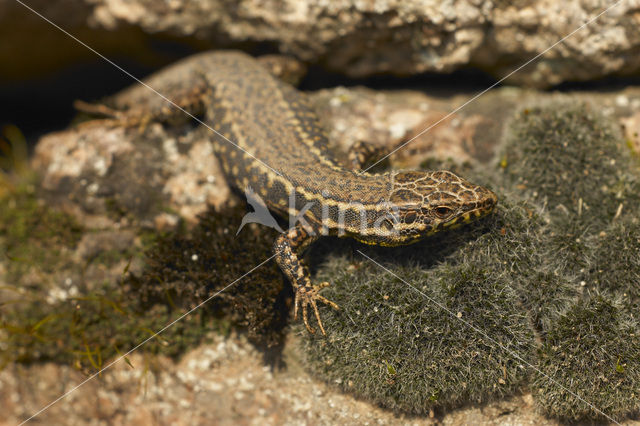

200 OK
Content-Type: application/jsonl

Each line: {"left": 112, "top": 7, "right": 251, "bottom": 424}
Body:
{"left": 3, "top": 0, "right": 640, "bottom": 143}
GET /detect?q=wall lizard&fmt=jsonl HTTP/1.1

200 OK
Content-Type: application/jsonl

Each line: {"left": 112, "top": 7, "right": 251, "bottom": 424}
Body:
{"left": 94, "top": 51, "right": 498, "bottom": 335}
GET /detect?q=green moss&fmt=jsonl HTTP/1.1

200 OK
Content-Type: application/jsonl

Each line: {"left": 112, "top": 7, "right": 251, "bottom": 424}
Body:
{"left": 127, "top": 207, "right": 286, "bottom": 347}
{"left": 537, "top": 216, "right": 594, "bottom": 281}
{"left": 501, "top": 101, "right": 638, "bottom": 230}
{"left": 497, "top": 102, "right": 640, "bottom": 421}
{"left": 300, "top": 258, "right": 534, "bottom": 414}
{"left": 533, "top": 295, "right": 640, "bottom": 422}
{"left": 439, "top": 199, "right": 579, "bottom": 334}
{"left": 520, "top": 271, "right": 579, "bottom": 333}
{"left": 0, "top": 181, "right": 84, "bottom": 282}
{"left": 300, "top": 201, "right": 549, "bottom": 413}
{"left": 585, "top": 218, "right": 640, "bottom": 311}
{"left": 300, "top": 100, "right": 640, "bottom": 419}
{"left": 1, "top": 286, "right": 218, "bottom": 369}
{"left": 1, "top": 205, "right": 285, "bottom": 372}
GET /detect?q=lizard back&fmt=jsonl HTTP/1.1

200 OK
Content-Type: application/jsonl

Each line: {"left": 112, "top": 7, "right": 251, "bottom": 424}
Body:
{"left": 197, "top": 52, "right": 391, "bottom": 228}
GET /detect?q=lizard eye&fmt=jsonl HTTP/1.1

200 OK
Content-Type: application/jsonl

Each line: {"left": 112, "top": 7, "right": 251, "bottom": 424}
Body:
{"left": 434, "top": 206, "right": 453, "bottom": 219}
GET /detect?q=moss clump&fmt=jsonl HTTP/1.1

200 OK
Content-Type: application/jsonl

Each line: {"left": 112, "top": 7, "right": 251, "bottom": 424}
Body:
{"left": 1, "top": 205, "right": 285, "bottom": 372}
{"left": 301, "top": 259, "right": 534, "bottom": 414}
{"left": 585, "top": 218, "right": 640, "bottom": 311}
{"left": 1, "top": 289, "right": 215, "bottom": 369}
{"left": 500, "top": 101, "right": 640, "bottom": 421}
{"left": 126, "top": 207, "right": 286, "bottom": 348}
{"left": 534, "top": 295, "right": 640, "bottom": 422}
{"left": 501, "top": 101, "right": 638, "bottom": 229}
{"left": 0, "top": 182, "right": 84, "bottom": 282}
{"left": 300, "top": 201, "right": 549, "bottom": 413}
{"left": 541, "top": 217, "right": 592, "bottom": 278}
{"left": 301, "top": 100, "right": 640, "bottom": 420}
{"left": 440, "top": 201, "right": 579, "bottom": 334}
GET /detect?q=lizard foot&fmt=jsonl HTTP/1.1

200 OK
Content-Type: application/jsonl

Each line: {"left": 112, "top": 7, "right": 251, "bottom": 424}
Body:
{"left": 74, "top": 101, "right": 152, "bottom": 134}
{"left": 294, "top": 282, "right": 339, "bottom": 335}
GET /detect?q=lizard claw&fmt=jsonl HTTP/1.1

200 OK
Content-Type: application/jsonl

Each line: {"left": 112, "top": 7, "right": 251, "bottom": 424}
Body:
{"left": 294, "top": 281, "right": 339, "bottom": 335}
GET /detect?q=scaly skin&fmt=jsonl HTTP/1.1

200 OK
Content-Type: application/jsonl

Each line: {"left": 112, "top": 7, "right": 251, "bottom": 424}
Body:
{"left": 98, "top": 51, "right": 498, "bottom": 334}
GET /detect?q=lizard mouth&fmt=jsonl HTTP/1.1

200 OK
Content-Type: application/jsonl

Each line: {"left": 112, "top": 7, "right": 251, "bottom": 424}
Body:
{"left": 442, "top": 204, "right": 497, "bottom": 229}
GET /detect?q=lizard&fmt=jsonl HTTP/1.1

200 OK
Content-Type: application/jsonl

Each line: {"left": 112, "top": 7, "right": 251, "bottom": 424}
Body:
{"left": 85, "top": 51, "right": 498, "bottom": 335}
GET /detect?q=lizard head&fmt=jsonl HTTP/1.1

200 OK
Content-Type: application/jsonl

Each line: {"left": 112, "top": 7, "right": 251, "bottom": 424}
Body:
{"left": 356, "top": 170, "right": 497, "bottom": 246}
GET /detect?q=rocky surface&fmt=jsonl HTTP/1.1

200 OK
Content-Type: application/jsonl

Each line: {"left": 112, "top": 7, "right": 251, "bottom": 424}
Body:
{"left": 34, "top": 122, "right": 230, "bottom": 226}
{"left": 3, "top": 1, "right": 640, "bottom": 424}
{"left": 4, "top": 0, "right": 640, "bottom": 87}
{"left": 2, "top": 81, "right": 639, "bottom": 424}
{"left": 4, "top": 20, "right": 640, "bottom": 417}
{"left": 0, "top": 333, "right": 558, "bottom": 426}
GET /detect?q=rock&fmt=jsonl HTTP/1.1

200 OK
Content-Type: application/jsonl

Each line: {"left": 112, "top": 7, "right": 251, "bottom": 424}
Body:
{"left": 33, "top": 120, "right": 231, "bottom": 226}
{"left": 0, "top": 332, "right": 558, "bottom": 426}
{"left": 4, "top": 0, "right": 640, "bottom": 87}
{"left": 11, "top": 54, "right": 640, "bottom": 425}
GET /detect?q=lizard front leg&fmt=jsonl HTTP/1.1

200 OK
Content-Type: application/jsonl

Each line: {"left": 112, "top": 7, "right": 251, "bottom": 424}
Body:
{"left": 273, "top": 224, "right": 339, "bottom": 334}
